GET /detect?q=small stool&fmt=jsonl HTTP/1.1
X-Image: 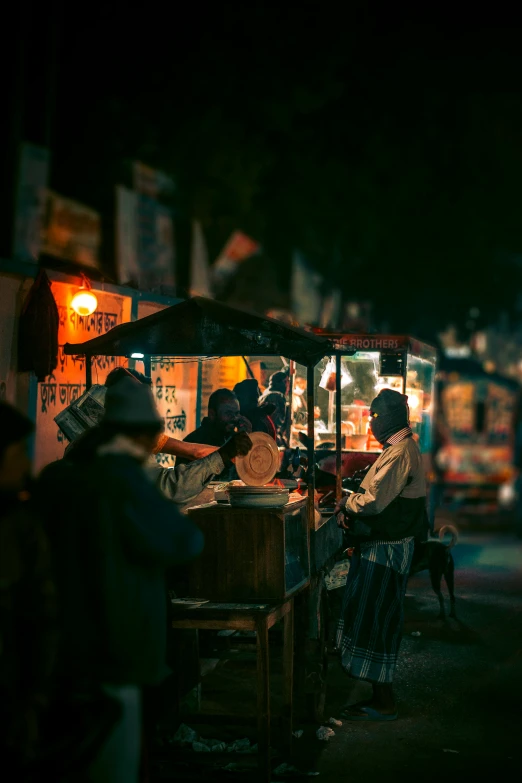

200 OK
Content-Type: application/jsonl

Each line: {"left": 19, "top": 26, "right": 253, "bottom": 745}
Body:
{"left": 171, "top": 598, "right": 294, "bottom": 783}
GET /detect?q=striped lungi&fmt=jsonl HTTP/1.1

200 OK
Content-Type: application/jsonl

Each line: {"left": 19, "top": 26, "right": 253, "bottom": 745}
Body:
{"left": 335, "top": 537, "right": 414, "bottom": 684}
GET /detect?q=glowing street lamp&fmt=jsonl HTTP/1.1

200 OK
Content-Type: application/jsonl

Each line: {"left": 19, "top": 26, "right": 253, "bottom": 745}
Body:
{"left": 71, "top": 274, "right": 98, "bottom": 317}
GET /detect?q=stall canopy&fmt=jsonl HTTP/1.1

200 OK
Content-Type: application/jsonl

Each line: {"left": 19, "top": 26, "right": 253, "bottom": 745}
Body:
{"left": 63, "top": 296, "right": 332, "bottom": 367}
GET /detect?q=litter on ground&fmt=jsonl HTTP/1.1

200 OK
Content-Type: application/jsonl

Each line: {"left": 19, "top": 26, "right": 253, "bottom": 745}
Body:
{"left": 327, "top": 717, "right": 342, "bottom": 727}
{"left": 316, "top": 726, "right": 335, "bottom": 741}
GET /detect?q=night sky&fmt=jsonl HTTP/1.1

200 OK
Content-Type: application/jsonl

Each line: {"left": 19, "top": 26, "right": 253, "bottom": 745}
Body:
{"left": 16, "top": 4, "right": 522, "bottom": 340}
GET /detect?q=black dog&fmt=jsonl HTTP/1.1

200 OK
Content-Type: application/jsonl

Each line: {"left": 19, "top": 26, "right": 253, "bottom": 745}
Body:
{"left": 409, "top": 525, "right": 458, "bottom": 619}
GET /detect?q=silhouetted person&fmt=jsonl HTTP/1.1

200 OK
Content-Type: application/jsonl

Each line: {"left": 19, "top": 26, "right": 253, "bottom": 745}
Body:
{"left": 0, "top": 402, "right": 56, "bottom": 776}
{"left": 36, "top": 378, "right": 208, "bottom": 782}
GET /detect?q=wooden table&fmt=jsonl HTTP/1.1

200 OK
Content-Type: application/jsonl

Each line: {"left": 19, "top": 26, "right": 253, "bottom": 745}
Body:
{"left": 171, "top": 598, "right": 294, "bottom": 783}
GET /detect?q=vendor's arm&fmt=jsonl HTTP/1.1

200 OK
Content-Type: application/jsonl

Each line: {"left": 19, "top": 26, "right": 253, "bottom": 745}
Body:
{"left": 344, "top": 448, "right": 411, "bottom": 518}
{"left": 152, "top": 433, "right": 219, "bottom": 461}
{"left": 150, "top": 432, "right": 252, "bottom": 504}
{"left": 148, "top": 451, "right": 226, "bottom": 504}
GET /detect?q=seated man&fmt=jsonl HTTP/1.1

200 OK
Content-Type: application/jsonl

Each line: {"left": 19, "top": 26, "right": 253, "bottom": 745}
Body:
{"left": 176, "top": 389, "right": 251, "bottom": 481}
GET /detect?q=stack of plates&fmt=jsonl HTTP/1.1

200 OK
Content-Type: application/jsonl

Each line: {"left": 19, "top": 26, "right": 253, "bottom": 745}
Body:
{"left": 228, "top": 485, "right": 289, "bottom": 508}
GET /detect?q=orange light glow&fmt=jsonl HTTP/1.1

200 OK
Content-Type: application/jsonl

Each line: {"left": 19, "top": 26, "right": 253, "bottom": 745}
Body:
{"left": 71, "top": 290, "right": 98, "bottom": 317}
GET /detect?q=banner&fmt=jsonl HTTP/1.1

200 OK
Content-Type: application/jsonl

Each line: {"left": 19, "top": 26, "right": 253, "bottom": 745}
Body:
{"left": 116, "top": 186, "right": 175, "bottom": 294}
{"left": 12, "top": 143, "right": 50, "bottom": 262}
{"left": 116, "top": 185, "right": 139, "bottom": 282}
{"left": 320, "top": 287, "right": 342, "bottom": 329}
{"left": 133, "top": 161, "right": 174, "bottom": 199}
{"left": 211, "top": 231, "right": 260, "bottom": 292}
{"left": 291, "top": 251, "right": 323, "bottom": 326}
{"left": 190, "top": 220, "right": 212, "bottom": 298}
{"left": 41, "top": 191, "right": 101, "bottom": 269}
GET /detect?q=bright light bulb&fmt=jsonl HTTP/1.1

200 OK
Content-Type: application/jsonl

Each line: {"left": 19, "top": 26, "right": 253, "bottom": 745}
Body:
{"left": 71, "top": 290, "right": 98, "bottom": 317}
{"left": 131, "top": 353, "right": 145, "bottom": 359}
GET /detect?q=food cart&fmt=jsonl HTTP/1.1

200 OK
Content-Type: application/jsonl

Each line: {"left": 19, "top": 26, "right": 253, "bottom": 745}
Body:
{"left": 290, "top": 333, "right": 437, "bottom": 511}
{"left": 435, "top": 356, "right": 520, "bottom": 518}
{"left": 63, "top": 297, "right": 344, "bottom": 726}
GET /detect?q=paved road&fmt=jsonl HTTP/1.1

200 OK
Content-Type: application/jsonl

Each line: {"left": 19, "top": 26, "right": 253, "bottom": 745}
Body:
{"left": 153, "top": 531, "right": 522, "bottom": 781}
{"left": 298, "top": 531, "right": 522, "bottom": 782}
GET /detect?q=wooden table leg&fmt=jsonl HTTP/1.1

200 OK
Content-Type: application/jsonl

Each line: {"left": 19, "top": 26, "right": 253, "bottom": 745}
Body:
{"left": 282, "top": 600, "right": 294, "bottom": 754}
{"left": 256, "top": 617, "right": 271, "bottom": 783}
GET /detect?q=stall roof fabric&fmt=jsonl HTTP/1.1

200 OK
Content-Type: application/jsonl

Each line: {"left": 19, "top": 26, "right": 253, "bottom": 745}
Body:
{"left": 63, "top": 296, "right": 332, "bottom": 366}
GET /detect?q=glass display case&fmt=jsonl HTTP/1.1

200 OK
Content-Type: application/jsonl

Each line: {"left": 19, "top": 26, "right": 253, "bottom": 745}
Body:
{"left": 290, "top": 335, "right": 437, "bottom": 471}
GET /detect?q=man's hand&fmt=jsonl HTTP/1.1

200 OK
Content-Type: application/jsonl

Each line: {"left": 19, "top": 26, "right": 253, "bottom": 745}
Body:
{"left": 219, "top": 432, "right": 253, "bottom": 464}
{"left": 334, "top": 497, "right": 351, "bottom": 530}
{"left": 235, "top": 415, "right": 253, "bottom": 434}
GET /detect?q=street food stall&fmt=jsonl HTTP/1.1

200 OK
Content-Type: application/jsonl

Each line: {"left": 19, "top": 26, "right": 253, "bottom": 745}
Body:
{"left": 290, "top": 333, "right": 437, "bottom": 510}
{"left": 435, "top": 356, "right": 520, "bottom": 517}
{"left": 63, "top": 298, "right": 342, "bottom": 733}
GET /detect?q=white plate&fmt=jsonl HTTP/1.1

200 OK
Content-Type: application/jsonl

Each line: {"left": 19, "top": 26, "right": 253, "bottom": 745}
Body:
{"left": 228, "top": 485, "right": 287, "bottom": 495}
{"left": 235, "top": 431, "right": 280, "bottom": 486}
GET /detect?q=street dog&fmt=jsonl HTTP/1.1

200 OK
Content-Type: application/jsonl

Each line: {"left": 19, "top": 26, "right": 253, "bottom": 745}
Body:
{"left": 409, "top": 524, "right": 458, "bottom": 619}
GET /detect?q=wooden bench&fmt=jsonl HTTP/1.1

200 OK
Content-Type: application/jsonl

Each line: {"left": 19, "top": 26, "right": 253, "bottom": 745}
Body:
{"left": 171, "top": 598, "right": 294, "bottom": 783}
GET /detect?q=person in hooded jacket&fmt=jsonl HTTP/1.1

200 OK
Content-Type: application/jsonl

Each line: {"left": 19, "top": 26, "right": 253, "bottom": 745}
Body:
{"left": 34, "top": 378, "right": 213, "bottom": 782}
{"left": 233, "top": 378, "right": 277, "bottom": 440}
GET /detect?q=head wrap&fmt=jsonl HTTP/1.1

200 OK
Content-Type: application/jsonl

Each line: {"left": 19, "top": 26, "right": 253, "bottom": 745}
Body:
{"left": 369, "top": 389, "right": 409, "bottom": 445}
{"left": 234, "top": 379, "right": 275, "bottom": 417}
{"left": 268, "top": 370, "right": 289, "bottom": 393}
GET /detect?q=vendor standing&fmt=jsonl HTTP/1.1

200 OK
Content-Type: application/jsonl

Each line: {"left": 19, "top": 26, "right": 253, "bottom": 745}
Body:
{"left": 258, "top": 370, "right": 289, "bottom": 444}
{"left": 233, "top": 379, "right": 277, "bottom": 440}
{"left": 334, "top": 389, "right": 427, "bottom": 721}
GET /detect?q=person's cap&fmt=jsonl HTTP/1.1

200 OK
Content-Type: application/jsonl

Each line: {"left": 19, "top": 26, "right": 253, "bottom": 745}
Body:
{"left": 0, "top": 402, "right": 34, "bottom": 454}
{"left": 270, "top": 370, "right": 289, "bottom": 385}
{"left": 370, "top": 388, "right": 408, "bottom": 416}
{"left": 105, "top": 367, "right": 152, "bottom": 388}
{"left": 103, "top": 376, "right": 163, "bottom": 426}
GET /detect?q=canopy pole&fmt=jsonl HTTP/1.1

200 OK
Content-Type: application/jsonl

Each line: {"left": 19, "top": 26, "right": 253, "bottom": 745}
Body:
{"left": 306, "top": 365, "right": 315, "bottom": 534}
{"left": 335, "top": 353, "right": 342, "bottom": 503}
{"left": 85, "top": 355, "right": 92, "bottom": 390}
{"left": 242, "top": 356, "right": 255, "bottom": 379}
{"left": 196, "top": 358, "right": 203, "bottom": 427}
{"left": 143, "top": 355, "right": 152, "bottom": 379}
